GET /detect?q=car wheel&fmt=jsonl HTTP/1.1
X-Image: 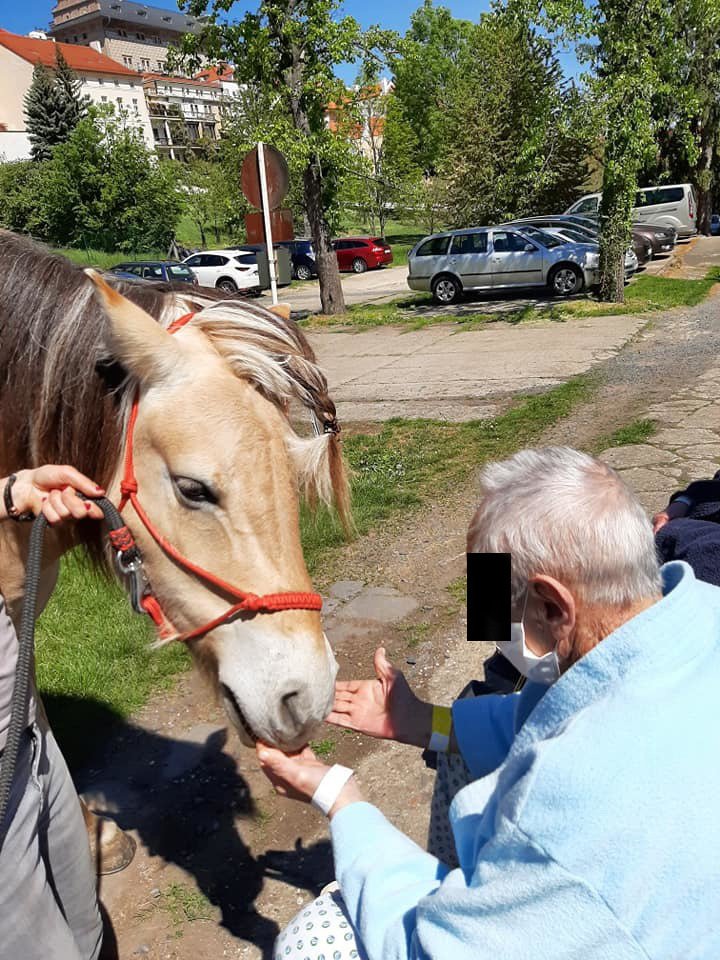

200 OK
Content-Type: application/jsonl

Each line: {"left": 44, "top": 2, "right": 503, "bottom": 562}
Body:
{"left": 352, "top": 257, "right": 368, "bottom": 273}
{"left": 432, "top": 275, "right": 462, "bottom": 305}
{"left": 217, "top": 277, "right": 238, "bottom": 293}
{"left": 295, "top": 264, "right": 313, "bottom": 281}
{"left": 548, "top": 264, "right": 584, "bottom": 297}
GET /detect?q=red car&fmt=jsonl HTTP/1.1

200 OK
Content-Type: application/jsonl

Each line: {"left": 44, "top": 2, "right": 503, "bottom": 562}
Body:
{"left": 332, "top": 237, "right": 393, "bottom": 273}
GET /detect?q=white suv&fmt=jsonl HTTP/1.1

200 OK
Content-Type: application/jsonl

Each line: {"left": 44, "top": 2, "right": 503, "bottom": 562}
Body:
{"left": 182, "top": 250, "right": 260, "bottom": 293}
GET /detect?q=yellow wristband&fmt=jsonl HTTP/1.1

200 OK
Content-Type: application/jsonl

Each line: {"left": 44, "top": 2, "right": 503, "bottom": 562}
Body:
{"left": 429, "top": 704, "right": 452, "bottom": 752}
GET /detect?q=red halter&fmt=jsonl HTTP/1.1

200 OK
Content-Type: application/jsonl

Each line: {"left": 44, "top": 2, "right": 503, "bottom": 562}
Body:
{"left": 109, "top": 311, "right": 323, "bottom": 643}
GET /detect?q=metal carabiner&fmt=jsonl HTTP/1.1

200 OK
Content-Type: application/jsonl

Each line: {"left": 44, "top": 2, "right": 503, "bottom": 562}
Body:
{"left": 115, "top": 551, "right": 151, "bottom": 616}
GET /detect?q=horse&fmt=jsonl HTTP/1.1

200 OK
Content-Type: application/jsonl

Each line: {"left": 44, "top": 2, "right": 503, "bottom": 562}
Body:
{"left": 0, "top": 229, "right": 350, "bottom": 760}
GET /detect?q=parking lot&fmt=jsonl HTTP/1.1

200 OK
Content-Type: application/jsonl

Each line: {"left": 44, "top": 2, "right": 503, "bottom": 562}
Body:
{"left": 260, "top": 244, "right": 683, "bottom": 317}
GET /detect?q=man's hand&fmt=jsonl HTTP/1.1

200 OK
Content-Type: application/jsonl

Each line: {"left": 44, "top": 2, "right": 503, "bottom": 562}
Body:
{"left": 256, "top": 743, "right": 363, "bottom": 819}
{"left": 326, "top": 647, "right": 432, "bottom": 749}
{"left": 2, "top": 466, "right": 105, "bottom": 525}
{"left": 652, "top": 511, "right": 670, "bottom": 534}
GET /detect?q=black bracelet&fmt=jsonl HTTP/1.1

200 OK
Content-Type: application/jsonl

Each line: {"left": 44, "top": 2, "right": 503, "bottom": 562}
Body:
{"left": 3, "top": 475, "right": 34, "bottom": 522}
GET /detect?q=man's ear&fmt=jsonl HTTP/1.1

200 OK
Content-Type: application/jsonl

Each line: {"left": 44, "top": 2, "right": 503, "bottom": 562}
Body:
{"left": 531, "top": 575, "right": 576, "bottom": 653}
{"left": 85, "top": 269, "right": 183, "bottom": 385}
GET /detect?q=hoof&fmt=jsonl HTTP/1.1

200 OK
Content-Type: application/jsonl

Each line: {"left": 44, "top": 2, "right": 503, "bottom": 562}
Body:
{"left": 82, "top": 799, "right": 137, "bottom": 875}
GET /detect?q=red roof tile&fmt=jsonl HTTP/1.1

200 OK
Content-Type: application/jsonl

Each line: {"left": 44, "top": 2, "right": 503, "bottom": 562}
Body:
{"left": 0, "top": 29, "right": 139, "bottom": 76}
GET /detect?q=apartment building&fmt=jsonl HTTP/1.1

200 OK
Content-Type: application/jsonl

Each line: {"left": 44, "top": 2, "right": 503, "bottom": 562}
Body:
{"left": 143, "top": 73, "right": 222, "bottom": 158}
{"left": 0, "top": 28, "right": 153, "bottom": 160}
{"left": 49, "top": 0, "right": 203, "bottom": 76}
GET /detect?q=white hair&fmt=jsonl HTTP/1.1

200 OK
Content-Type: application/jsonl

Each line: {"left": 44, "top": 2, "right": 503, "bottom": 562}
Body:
{"left": 468, "top": 446, "right": 662, "bottom": 607}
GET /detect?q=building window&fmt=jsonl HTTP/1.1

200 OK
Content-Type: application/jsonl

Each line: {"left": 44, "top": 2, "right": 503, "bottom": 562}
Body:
{"left": 98, "top": 77, "right": 104, "bottom": 85}
{"left": 132, "top": 98, "right": 139, "bottom": 114}
{"left": 118, "top": 29, "right": 127, "bottom": 37}
{"left": 157, "top": 60, "right": 166, "bottom": 71}
{"left": 101, "top": 95, "right": 107, "bottom": 102}
{"left": 117, "top": 97, "right": 123, "bottom": 108}
{"left": 137, "top": 32, "right": 145, "bottom": 40}
{"left": 140, "top": 59, "right": 150, "bottom": 70}
{"left": 82, "top": 32, "right": 87, "bottom": 39}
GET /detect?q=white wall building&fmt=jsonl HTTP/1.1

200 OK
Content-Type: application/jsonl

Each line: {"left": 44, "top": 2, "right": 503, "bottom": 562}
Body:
{"left": 0, "top": 28, "right": 154, "bottom": 160}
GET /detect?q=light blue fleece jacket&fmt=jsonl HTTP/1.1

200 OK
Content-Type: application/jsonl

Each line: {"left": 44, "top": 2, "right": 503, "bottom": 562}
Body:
{"left": 331, "top": 562, "right": 720, "bottom": 959}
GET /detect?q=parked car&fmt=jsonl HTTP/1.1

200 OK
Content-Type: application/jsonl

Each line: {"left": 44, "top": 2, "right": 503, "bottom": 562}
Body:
{"left": 276, "top": 239, "right": 318, "bottom": 280}
{"left": 514, "top": 225, "right": 638, "bottom": 279}
{"left": 509, "top": 216, "right": 654, "bottom": 265}
{"left": 182, "top": 250, "right": 260, "bottom": 293}
{"left": 565, "top": 214, "right": 677, "bottom": 258}
{"left": 566, "top": 184, "right": 697, "bottom": 239}
{"left": 111, "top": 260, "right": 197, "bottom": 284}
{"left": 332, "top": 237, "right": 393, "bottom": 273}
{"left": 407, "top": 226, "right": 599, "bottom": 304}
{"left": 711, "top": 214, "right": 720, "bottom": 236}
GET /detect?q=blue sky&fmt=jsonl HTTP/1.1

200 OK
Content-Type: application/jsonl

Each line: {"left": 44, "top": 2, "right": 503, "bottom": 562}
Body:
{"left": 4, "top": 0, "right": 579, "bottom": 82}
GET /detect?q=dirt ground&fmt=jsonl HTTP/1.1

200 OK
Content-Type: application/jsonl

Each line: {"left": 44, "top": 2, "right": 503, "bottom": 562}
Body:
{"left": 79, "top": 263, "right": 720, "bottom": 959}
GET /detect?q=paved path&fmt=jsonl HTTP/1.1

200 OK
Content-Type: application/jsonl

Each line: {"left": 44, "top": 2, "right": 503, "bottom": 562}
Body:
{"left": 259, "top": 265, "right": 410, "bottom": 313}
{"left": 309, "top": 313, "right": 648, "bottom": 422}
{"left": 601, "top": 366, "right": 720, "bottom": 515}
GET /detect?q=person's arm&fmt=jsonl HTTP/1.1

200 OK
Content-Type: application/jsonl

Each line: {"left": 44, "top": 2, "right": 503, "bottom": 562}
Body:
{"left": 1, "top": 466, "right": 105, "bottom": 524}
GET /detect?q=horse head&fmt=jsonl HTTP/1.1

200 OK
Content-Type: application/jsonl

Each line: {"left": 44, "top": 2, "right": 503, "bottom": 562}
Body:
{"left": 87, "top": 272, "right": 349, "bottom": 752}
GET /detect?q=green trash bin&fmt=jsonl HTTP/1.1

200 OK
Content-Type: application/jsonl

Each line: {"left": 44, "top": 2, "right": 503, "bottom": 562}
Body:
{"left": 256, "top": 245, "right": 292, "bottom": 289}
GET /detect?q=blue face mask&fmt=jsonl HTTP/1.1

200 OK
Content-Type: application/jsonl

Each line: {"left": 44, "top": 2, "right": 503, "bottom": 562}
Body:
{"left": 497, "top": 591, "right": 561, "bottom": 685}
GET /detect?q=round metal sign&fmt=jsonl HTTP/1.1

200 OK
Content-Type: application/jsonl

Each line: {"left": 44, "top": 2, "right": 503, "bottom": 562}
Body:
{"left": 241, "top": 145, "right": 290, "bottom": 211}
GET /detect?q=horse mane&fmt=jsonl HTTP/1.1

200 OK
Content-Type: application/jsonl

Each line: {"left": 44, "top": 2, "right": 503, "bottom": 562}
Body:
{"left": 0, "top": 230, "right": 350, "bottom": 565}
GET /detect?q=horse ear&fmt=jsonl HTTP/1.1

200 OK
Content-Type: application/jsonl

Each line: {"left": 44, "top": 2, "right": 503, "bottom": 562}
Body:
{"left": 85, "top": 269, "right": 182, "bottom": 384}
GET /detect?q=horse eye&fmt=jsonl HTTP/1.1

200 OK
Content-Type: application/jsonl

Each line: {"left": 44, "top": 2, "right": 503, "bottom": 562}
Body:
{"left": 173, "top": 476, "right": 218, "bottom": 506}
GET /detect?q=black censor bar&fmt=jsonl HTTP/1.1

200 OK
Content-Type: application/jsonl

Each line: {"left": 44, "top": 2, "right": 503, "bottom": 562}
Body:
{"left": 466, "top": 552, "right": 511, "bottom": 643}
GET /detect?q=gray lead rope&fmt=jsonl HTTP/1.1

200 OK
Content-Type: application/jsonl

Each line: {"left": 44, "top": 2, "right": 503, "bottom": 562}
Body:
{"left": 0, "top": 497, "right": 131, "bottom": 843}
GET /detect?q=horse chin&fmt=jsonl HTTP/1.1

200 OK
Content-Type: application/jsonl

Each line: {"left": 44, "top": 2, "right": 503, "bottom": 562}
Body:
{"left": 221, "top": 684, "right": 257, "bottom": 747}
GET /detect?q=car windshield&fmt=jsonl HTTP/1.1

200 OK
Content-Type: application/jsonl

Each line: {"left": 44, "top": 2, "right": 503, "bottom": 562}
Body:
{"left": 519, "top": 227, "right": 563, "bottom": 249}
{"left": 234, "top": 254, "right": 257, "bottom": 265}
{"left": 556, "top": 228, "right": 592, "bottom": 244}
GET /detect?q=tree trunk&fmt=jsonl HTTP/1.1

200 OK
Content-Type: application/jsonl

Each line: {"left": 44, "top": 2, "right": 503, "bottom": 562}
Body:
{"left": 198, "top": 221, "right": 207, "bottom": 248}
{"left": 695, "top": 134, "right": 714, "bottom": 236}
{"left": 598, "top": 176, "right": 633, "bottom": 303}
{"left": 304, "top": 159, "right": 345, "bottom": 314}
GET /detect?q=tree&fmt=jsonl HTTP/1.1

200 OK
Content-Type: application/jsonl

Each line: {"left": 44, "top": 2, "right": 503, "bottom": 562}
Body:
{"left": 2, "top": 107, "right": 183, "bottom": 251}
{"left": 389, "top": 1, "right": 473, "bottom": 176}
{"left": 24, "top": 49, "right": 89, "bottom": 161}
{"left": 178, "top": 0, "right": 393, "bottom": 315}
{"left": 441, "top": 11, "right": 593, "bottom": 228}
{"left": 518, "top": 0, "right": 670, "bottom": 302}
{"left": 177, "top": 158, "right": 239, "bottom": 246}
{"left": 332, "top": 85, "right": 422, "bottom": 238}
{"left": 645, "top": 0, "right": 720, "bottom": 235}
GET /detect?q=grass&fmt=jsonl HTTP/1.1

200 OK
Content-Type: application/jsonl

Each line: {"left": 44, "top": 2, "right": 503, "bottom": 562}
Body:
{"left": 310, "top": 737, "right": 336, "bottom": 760}
{"left": 302, "top": 295, "right": 429, "bottom": 329}
{"left": 402, "top": 621, "right": 432, "bottom": 649}
{"left": 37, "top": 376, "right": 592, "bottom": 768}
{"left": 37, "top": 552, "right": 190, "bottom": 768}
{"left": 300, "top": 375, "right": 594, "bottom": 575}
{"left": 599, "top": 418, "right": 658, "bottom": 449}
{"left": 159, "top": 883, "right": 215, "bottom": 928}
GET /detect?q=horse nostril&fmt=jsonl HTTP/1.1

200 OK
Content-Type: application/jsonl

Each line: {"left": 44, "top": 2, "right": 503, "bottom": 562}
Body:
{"left": 281, "top": 690, "right": 302, "bottom": 725}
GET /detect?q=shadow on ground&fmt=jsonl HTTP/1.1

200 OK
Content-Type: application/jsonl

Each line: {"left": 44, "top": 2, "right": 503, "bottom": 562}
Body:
{"left": 44, "top": 694, "right": 333, "bottom": 959}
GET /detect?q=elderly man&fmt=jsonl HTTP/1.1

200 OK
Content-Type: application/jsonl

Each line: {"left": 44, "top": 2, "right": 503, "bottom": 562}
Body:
{"left": 258, "top": 446, "right": 720, "bottom": 960}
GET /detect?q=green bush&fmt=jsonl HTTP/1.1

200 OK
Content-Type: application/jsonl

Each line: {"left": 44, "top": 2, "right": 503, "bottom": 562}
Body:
{"left": 0, "top": 108, "right": 183, "bottom": 252}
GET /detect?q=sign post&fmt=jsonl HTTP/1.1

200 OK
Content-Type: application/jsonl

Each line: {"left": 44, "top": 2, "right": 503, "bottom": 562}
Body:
{"left": 257, "top": 141, "right": 278, "bottom": 305}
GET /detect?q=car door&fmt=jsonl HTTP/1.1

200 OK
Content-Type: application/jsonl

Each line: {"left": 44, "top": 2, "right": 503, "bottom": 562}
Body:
{"left": 408, "top": 235, "right": 452, "bottom": 282}
{"left": 446, "top": 232, "right": 492, "bottom": 289}
{"left": 184, "top": 254, "right": 212, "bottom": 286}
{"left": 332, "top": 240, "right": 349, "bottom": 270}
{"left": 490, "top": 230, "right": 544, "bottom": 287}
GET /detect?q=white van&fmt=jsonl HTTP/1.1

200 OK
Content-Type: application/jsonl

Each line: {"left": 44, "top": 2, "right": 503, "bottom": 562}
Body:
{"left": 565, "top": 183, "right": 697, "bottom": 239}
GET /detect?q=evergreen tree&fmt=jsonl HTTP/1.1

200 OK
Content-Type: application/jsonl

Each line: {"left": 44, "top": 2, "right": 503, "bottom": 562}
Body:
{"left": 24, "top": 49, "right": 89, "bottom": 161}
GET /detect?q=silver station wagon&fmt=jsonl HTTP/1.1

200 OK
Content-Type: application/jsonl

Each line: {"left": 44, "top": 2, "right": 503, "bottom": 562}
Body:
{"left": 406, "top": 226, "right": 600, "bottom": 304}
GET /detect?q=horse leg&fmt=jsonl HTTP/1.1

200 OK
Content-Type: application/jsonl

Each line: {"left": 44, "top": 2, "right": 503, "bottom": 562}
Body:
{"left": 80, "top": 797, "right": 137, "bottom": 876}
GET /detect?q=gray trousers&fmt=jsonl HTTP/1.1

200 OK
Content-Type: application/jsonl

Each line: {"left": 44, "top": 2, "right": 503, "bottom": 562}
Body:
{"left": 0, "top": 722, "right": 103, "bottom": 960}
